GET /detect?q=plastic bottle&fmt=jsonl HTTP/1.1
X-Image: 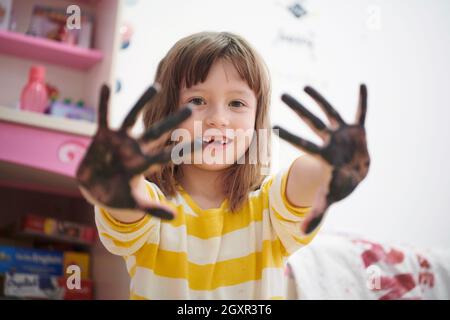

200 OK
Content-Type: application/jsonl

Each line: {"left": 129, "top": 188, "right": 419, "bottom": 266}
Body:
{"left": 20, "top": 66, "right": 49, "bottom": 113}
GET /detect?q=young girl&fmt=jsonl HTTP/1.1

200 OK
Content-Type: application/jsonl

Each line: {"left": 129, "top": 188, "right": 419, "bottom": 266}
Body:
{"left": 77, "top": 31, "right": 370, "bottom": 299}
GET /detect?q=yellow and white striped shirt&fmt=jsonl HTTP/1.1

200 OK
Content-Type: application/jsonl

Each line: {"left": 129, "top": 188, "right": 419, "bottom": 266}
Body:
{"left": 94, "top": 165, "right": 320, "bottom": 299}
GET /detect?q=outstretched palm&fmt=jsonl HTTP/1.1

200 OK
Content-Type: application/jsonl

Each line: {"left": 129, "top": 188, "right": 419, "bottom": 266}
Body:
{"left": 76, "top": 84, "right": 194, "bottom": 219}
{"left": 274, "top": 84, "right": 370, "bottom": 233}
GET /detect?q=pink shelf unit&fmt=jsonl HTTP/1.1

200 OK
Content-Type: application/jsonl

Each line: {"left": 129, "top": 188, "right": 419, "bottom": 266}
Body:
{"left": 0, "top": 120, "right": 92, "bottom": 196}
{"left": 0, "top": 120, "right": 91, "bottom": 177}
{"left": 0, "top": 30, "right": 103, "bottom": 71}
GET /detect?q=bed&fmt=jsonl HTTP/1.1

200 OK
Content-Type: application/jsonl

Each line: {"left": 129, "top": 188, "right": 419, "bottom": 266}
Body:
{"left": 285, "top": 233, "right": 450, "bottom": 300}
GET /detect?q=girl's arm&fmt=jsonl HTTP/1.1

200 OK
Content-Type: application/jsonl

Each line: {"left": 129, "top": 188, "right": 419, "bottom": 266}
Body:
{"left": 277, "top": 85, "right": 371, "bottom": 234}
{"left": 286, "top": 153, "right": 332, "bottom": 208}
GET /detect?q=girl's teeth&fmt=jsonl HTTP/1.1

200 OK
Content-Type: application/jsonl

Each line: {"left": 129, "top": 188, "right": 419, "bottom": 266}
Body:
{"left": 201, "top": 137, "right": 230, "bottom": 146}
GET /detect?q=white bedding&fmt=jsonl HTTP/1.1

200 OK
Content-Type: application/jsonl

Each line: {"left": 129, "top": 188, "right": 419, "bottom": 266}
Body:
{"left": 286, "top": 233, "right": 450, "bottom": 300}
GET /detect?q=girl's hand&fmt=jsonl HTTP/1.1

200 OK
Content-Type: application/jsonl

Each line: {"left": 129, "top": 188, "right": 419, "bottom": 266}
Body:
{"left": 274, "top": 84, "right": 370, "bottom": 233}
{"left": 76, "top": 84, "right": 196, "bottom": 220}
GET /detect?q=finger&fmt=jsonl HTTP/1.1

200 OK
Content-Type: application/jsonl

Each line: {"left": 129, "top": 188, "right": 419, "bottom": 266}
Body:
{"left": 138, "top": 106, "right": 192, "bottom": 143}
{"left": 127, "top": 138, "right": 202, "bottom": 175}
{"left": 145, "top": 149, "right": 173, "bottom": 166}
{"left": 136, "top": 200, "right": 176, "bottom": 220}
{"left": 133, "top": 193, "right": 176, "bottom": 220}
{"left": 120, "top": 84, "right": 160, "bottom": 131}
{"left": 139, "top": 130, "right": 172, "bottom": 155}
{"left": 281, "top": 94, "right": 328, "bottom": 139}
{"left": 302, "top": 212, "right": 324, "bottom": 234}
{"left": 273, "top": 125, "right": 322, "bottom": 155}
{"left": 141, "top": 139, "right": 203, "bottom": 176}
{"left": 98, "top": 84, "right": 110, "bottom": 128}
{"left": 300, "top": 183, "right": 330, "bottom": 234}
{"left": 355, "top": 84, "right": 368, "bottom": 126}
{"left": 304, "top": 86, "right": 345, "bottom": 127}
{"left": 145, "top": 207, "right": 176, "bottom": 220}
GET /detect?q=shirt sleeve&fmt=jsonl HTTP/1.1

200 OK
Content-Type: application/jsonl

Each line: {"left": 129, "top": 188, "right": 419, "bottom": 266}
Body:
{"left": 94, "top": 180, "right": 163, "bottom": 257}
{"left": 262, "top": 161, "right": 323, "bottom": 256}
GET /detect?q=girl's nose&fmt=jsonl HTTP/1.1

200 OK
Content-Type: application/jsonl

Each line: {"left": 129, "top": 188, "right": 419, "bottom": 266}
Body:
{"left": 205, "top": 107, "right": 230, "bottom": 128}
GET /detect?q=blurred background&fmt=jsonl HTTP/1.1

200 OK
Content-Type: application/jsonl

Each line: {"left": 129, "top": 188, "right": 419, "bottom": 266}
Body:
{"left": 0, "top": 0, "right": 449, "bottom": 299}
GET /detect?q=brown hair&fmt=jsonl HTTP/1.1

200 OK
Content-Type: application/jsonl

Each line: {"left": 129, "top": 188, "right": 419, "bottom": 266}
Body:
{"left": 143, "top": 31, "right": 272, "bottom": 212}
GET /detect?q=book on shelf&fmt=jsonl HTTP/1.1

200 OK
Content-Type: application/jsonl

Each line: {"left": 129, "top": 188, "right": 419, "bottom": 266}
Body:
{"left": 0, "top": 245, "right": 93, "bottom": 300}
{"left": 2, "top": 272, "right": 93, "bottom": 300}
{"left": 19, "top": 214, "right": 96, "bottom": 246}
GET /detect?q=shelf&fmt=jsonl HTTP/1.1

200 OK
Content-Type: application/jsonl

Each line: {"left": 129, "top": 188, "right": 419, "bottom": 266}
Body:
{"left": 0, "top": 160, "right": 81, "bottom": 198}
{"left": 0, "top": 107, "right": 93, "bottom": 185}
{"left": 0, "top": 30, "right": 103, "bottom": 71}
{"left": 15, "top": 229, "right": 94, "bottom": 247}
{"left": 0, "top": 106, "right": 96, "bottom": 137}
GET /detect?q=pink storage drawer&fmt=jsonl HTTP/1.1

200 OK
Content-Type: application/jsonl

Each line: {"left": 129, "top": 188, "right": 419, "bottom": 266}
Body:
{"left": 0, "top": 120, "right": 91, "bottom": 179}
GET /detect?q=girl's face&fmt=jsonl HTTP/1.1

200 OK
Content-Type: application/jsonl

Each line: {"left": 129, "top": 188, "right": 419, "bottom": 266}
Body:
{"left": 177, "top": 59, "right": 257, "bottom": 171}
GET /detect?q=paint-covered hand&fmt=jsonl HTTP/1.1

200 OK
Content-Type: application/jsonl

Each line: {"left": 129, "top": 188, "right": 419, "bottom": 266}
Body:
{"left": 76, "top": 84, "right": 195, "bottom": 220}
{"left": 274, "top": 84, "right": 370, "bottom": 234}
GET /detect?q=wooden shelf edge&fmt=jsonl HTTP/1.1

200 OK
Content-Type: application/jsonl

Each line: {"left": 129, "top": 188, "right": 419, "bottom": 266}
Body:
{"left": 0, "top": 30, "right": 104, "bottom": 71}
{"left": 0, "top": 160, "right": 83, "bottom": 199}
{"left": 0, "top": 106, "right": 96, "bottom": 137}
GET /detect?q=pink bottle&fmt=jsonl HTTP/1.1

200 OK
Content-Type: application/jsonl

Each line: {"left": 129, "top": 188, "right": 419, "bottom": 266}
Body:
{"left": 20, "top": 66, "right": 49, "bottom": 113}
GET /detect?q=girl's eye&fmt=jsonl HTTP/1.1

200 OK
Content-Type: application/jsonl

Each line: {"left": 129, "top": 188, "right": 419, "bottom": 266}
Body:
{"left": 229, "top": 100, "right": 246, "bottom": 108}
{"left": 188, "top": 97, "right": 206, "bottom": 106}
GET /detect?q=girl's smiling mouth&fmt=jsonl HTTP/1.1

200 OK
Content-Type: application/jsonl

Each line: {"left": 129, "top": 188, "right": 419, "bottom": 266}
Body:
{"left": 201, "top": 135, "right": 233, "bottom": 148}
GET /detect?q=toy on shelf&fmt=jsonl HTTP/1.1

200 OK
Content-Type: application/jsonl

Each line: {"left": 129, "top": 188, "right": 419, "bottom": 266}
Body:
{"left": 46, "top": 82, "right": 59, "bottom": 102}
{"left": 18, "top": 72, "right": 96, "bottom": 123}
{"left": 19, "top": 66, "right": 84, "bottom": 119}
{"left": 20, "top": 65, "right": 49, "bottom": 113}
{"left": 49, "top": 98, "right": 96, "bottom": 123}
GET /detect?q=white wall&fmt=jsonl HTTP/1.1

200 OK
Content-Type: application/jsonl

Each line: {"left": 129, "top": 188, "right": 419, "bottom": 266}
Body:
{"left": 112, "top": 0, "right": 450, "bottom": 249}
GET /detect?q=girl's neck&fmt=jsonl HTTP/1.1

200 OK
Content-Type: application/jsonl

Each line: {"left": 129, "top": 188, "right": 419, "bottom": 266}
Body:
{"left": 178, "top": 165, "right": 226, "bottom": 203}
